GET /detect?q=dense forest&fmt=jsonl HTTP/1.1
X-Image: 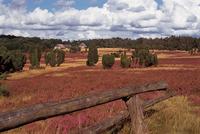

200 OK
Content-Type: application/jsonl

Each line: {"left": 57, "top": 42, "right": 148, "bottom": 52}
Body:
{"left": 0, "top": 35, "right": 200, "bottom": 52}
{"left": 82, "top": 36, "right": 200, "bottom": 51}
{"left": 0, "top": 35, "right": 62, "bottom": 52}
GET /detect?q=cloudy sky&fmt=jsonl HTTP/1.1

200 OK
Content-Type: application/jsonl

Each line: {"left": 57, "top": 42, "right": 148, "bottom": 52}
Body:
{"left": 0, "top": 0, "right": 200, "bottom": 40}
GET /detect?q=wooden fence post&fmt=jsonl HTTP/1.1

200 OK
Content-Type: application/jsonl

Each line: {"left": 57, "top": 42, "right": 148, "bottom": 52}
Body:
{"left": 125, "top": 95, "right": 149, "bottom": 134}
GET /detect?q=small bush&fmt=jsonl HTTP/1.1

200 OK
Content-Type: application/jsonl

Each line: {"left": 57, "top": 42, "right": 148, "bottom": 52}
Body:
{"left": 55, "top": 49, "right": 65, "bottom": 66}
{"left": 0, "top": 46, "right": 26, "bottom": 73}
{"left": 144, "top": 54, "right": 158, "bottom": 67}
{"left": 0, "top": 73, "right": 8, "bottom": 80}
{"left": 132, "top": 48, "right": 158, "bottom": 67}
{"left": 44, "top": 52, "right": 51, "bottom": 66}
{"left": 102, "top": 54, "right": 115, "bottom": 69}
{"left": 87, "top": 44, "right": 99, "bottom": 66}
{"left": 70, "top": 46, "right": 81, "bottom": 53}
{"left": 45, "top": 49, "right": 65, "bottom": 67}
{"left": 29, "top": 47, "right": 41, "bottom": 69}
{"left": 120, "top": 54, "right": 131, "bottom": 68}
{"left": 10, "top": 50, "right": 27, "bottom": 71}
{"left": 111, "top": 52, "right": 120, "bottom": 58}
{"left": 0, "top": 84, "right": 9, "bottom": 97}
{"left": 153, "top": 54, "right": 158, "bottom": 66}
{"left": 49, "top": 51, "right": 57, "bottom": 67}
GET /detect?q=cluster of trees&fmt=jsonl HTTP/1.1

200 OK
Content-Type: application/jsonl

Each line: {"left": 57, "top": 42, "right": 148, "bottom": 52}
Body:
{"left": 102, "top": 50, "right": 158, "bottom": 69}
{"left": 45, "top": 49, "right": 65, "bottom": 67}
{"left": 0, "top": 35, "right": 62, "bottom": 52}
{"left": 0, "top": 46, "right": 26, "bottom": 73}
{"left": 86, "top": 45, "right": 158, "bottom": 69}
{"left": 132, "top": 48, "right": 158, "bottom": 67}
{"left": 0, "top": 42, "right": 66, "bottom": 74}
{"left": 29, "top": 47, "right": 65, "bottom": 69}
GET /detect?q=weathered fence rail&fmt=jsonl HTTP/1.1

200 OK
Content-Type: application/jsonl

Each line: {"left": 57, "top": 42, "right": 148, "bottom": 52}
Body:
{"left": 80, "top": 92, "right": 175, "bottom": 134}
{"left": 0, "top": 81, "right": 168, "bottom": 133}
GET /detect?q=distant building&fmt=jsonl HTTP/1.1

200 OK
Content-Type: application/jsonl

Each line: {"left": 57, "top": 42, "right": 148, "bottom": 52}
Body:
{"left": 79, "top": 42, "right": 87, "bottom": 52}
{"left": 54, "top": 44, "right": 66, "bottom": 50}
{"left": 79, "top": 42, "right": 87, "bottom": 49}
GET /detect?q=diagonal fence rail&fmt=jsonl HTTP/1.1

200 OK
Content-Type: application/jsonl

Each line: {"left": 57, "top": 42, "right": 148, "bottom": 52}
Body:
{"left": 0, "top": 81, "right": 168, "bottom": 133}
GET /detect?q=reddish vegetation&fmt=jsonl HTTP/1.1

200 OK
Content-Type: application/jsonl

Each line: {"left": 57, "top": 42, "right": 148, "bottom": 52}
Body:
{"left": 1, "top": 51, "right": 200, "bottom": 133}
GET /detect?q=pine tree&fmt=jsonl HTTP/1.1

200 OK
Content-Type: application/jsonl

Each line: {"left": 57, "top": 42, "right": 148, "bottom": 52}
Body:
{"left": 29, "top": 47, "right": 41, "bottom": 69}
{"left": 49, "top": 51, "right": 57, "bottom": 67}
{"left": 87, "top": 44, "right": 98, "bottom": 66}
{"left": 55, "top": 49, "right": 65, "bottom": 66}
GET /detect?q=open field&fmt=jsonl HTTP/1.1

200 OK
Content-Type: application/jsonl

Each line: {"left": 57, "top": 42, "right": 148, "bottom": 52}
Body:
{"left": 0, "top": 49, "right": 200, "bottom": 134}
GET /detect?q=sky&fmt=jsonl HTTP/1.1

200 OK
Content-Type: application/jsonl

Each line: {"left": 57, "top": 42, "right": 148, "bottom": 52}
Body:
{"left": 0, "top": 0, "right": 200, "bottom": 40}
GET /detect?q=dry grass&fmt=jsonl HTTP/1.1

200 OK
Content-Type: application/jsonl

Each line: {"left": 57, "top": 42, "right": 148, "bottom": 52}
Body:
{"left": 147, "top": 96, "right": 200, "bottom": 134}
{"left": 45, "top": 72, "right": 72, "bottom": 77}
{"left": 120, "top": 96, "right": 200, "bottom": 134}
{"left": 8, "top": 61, "right": 85, "bottom": 80}
{"left": 131, "top": 66, "right": 199, "bottom": 72}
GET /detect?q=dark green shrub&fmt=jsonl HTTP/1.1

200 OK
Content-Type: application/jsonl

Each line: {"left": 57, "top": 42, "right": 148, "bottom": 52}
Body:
{"left": 120, "top": 54, "right": 131, "bottom": 68}
{"left": 55, "top": 49, "right": 65, "bottom": 66}
{"left": 0, "top": 46, "right": 26, "bottom": 73}
{"left": 133, "top": 48, "right": 158, "bottom": 67}
{"left": 0, "top": 73, "right": 8, "bottom": 80}
{"left": 118, "top": 50, "right": 123, "bottom": 54}
{"left": 111, "top": 52, "right": 120, "bottom": 58}
{"left": 144, "top": 54, "right": 154, "bottom": 67}
{"left": 0, "top": 84, "right": 9, "bottom": 97}
{"left": 153, "top": 54, "right": 158, "bottom": 66}
{"left": 29, "top": 47, "right": 41, "bottom": 69}
{"left": 0, "top": 46, "right": 12, "bottom": 73}
{"left": 10, "top": 50, "right": 26, "bottom": 71}
{"left": 45, "top": 49, "right": 65, "bottom": 67}
{"left": 44, "top": 52, "right": 51, "bottom": 66}
{"left": 49, "top": 51, "right": 57, "bottom": 67}
{"left": 70, "top": 46, "right": 81, "bottom": 53}
{"left": 139, "top": 55, "right": 145, "bottom": 66}
{"left": 87, "top": 44, "right": 98, "bottom": 66}
{"left": 102, "top": 54, "right": 115, "bottom": 69}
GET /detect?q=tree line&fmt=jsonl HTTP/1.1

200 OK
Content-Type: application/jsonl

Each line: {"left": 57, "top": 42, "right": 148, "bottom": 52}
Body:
{"left": 0, "top": 35, "right": 62, "bottom": 52}
{"left": 83, "top": 36, "right": 200, "bottom": 51}
{"left": 0, "top": 35, "right": 200, "bottom": 51}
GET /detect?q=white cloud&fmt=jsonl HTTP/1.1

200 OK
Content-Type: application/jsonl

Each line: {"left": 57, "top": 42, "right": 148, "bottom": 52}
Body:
{"left": 0, "top": 0, "right": 200, "bottom": 40}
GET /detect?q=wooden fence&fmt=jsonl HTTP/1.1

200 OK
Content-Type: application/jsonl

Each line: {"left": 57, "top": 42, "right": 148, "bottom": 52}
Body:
{"left": 0, "top": 81, "right": 174, "bottom": 134}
